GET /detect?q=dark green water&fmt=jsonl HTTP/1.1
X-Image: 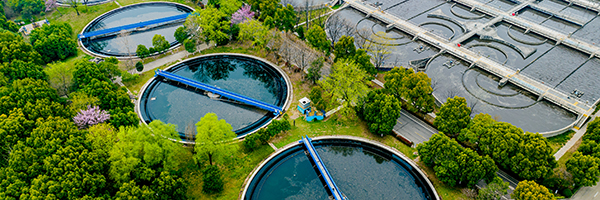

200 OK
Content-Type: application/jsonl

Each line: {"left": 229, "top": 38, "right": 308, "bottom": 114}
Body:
{"left": 81, "top": 3, "right": 192, "bottom": 57}
{"left": 246, "top": 141, "right": 433, "bottom": 199}
{"left": 139, "top": 55, "right": 287, "bottom": 138}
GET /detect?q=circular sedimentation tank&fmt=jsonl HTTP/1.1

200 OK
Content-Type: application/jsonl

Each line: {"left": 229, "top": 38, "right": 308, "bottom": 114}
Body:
{"left": 242, "top": 136, "right": 439, "bottom": 200}
{"left": 79, "top": 2, "right": 194, "bottom": 58}
{"left": 137, "top": 53, "right": 292, "bottom": 141}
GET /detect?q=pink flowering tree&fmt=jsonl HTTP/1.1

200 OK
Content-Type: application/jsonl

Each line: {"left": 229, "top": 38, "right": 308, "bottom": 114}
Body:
{"left": 45, "top": 0, "right": 62, "bottom": 15}
{"left": 231, "top": 4, "right": 255, "bottom": 24}
{"left": 73, "top": 105, "right": 110, "bottom": 129}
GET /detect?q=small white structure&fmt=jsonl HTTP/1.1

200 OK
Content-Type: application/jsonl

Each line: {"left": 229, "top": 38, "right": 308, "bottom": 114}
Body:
{"left": 19, "top": 19, "right": 49, "bottom": 35}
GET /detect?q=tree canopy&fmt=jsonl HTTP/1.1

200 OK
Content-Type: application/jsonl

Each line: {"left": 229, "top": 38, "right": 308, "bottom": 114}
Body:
{"left": 384, "top": 67, "right": 435, "bottom": 113}
{"left": 0, "top": 117, "right": 109, "bottom": 199}
{"left": 0, "top": 30, "right": 43, "bottom": 65}
{"left": 417, "top": 133, "right": 497, "bottom": 187}
{"left": 512, "top": 180, "right": 554, "bottom": 200}
{"left": 152, "top": 34, "right": 170, "bottom": 53}
{"left": 477, "top": 176, "right": 509, "bottom": 200}
{"left": 357, "top": 89, "right": 402, "bottom": 136}
{"left": 29, "top": 23, "right": 77, "bottom": 63}
{"left": 109, "top": 120, "right": 187, "bottom": 199}
{"left": 333, "top": 35, "right": 357, "bottom": 62}
{"left": 188, "top": 6, "right": 230, "bottom": 45}
{"left": 434, "top": 96, "right": 471, "bottom": 137}
{"left": 194, "top": 113, "right": 237, "bottom": 166}
{"left": 566, "top": 152, "right": 600, "bottom": 187}
{"left": 319, "top": 59, "right": 370, "bottom": 110}
{"left": 307, "top": 25, "right": 329, "bottom": 55}
{"left": 238, "top": 20, "right": 270, "bottom": 48}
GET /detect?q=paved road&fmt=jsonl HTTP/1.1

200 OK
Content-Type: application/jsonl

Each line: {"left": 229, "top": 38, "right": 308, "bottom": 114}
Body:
{"left": 571, "top": 181, "right": 600, "bottom": 200}
{"left": 393, "top": 109, "right": 437, "bottom": 146}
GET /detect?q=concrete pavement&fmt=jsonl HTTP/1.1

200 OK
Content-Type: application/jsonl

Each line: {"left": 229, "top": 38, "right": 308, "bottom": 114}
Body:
{"left": 393, "top": 109, "right": 437, "bottom": 146}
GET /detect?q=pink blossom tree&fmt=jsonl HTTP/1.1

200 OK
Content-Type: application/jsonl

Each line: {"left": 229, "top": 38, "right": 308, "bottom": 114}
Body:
{"left": 73, "top": 105, "right": 110, "bottom": 129}
{"left": 45, "top": 0, "right": 62, "bottom": 15}
{"left": 231, "top": 4, "right": 255, "bottom": 24}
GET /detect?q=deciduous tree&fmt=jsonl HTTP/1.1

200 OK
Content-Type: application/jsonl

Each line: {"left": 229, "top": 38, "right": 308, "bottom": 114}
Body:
{"left": 510, "top": 132, "right": 556, "bottom": 180}
{"left": 307, "top": 25, "right": 330, "bottom": 55}
{"left": 238, "top": 20, "right": 270, "bottom": 48}
{"left": 136, "top": 44, "right": 150, "bottom": 59}
{"left": 319, "top": 59, "right": 369, "bottom": 109}
{"left": 333, "top": 35, "right": 356, "bottom": 62}
{"left": 367, "top": 31, "right": 393, "bottom": 69}
{"left": 477, "top": 176, "right": 509, "bottom": 200}
{"left": 152, "top": 34, "right": 170, "bottom": 53}
{"left": 0, "top": 30, "right": 43, "bottom": 65}
{"left": 512, "top": 180, "right": 554, "bottom": 200}
{"left": 0, "top": 117, "right": 109, "bottom": 199}
{"left": 231, "top": 4, "right": 254, "bottom": 24}
{"left": 195, "top": 6, "right": 230, "bottom": 45}
{"left": 44, "top": 61, "right": 72, "bottom": 96}
{"left": 29, "top": 22, "right": 77, "bottom": 63}
{"left": 184, "top": 38, "right": 197, "bottom": 53}
{"left": 434, "top": 96, "right": 471, "bottom": 137}
{"left": 194, "top": 113, "right": 237, "bottom": 166}
{"left": 306, "top": 57, "right": 323, "bottom": 84}
{"left": 0, "top": 78, "right": 68, "bottom": 121}
{"left": 0, "top": 59, "right": 46, "bottom": 83}
{"left": 458, "top": 113, "right": 495, "bottom": 148}
{"left": 109, "top": 120, "right": 188, "bottom": 199}
{"left": 357, "top": 89, "right": 402, "bottom": 136}
{"left": 73, "top": 105, "right": 110, "bottom": 129}
{"left": 174, "top": 26, "right": 188, "bottom": 44}
{"left": 417, "top": 133, "right": 496, "bottom": 187}
{"left": 566, "top": 152, "right": 600, "bottom": 187}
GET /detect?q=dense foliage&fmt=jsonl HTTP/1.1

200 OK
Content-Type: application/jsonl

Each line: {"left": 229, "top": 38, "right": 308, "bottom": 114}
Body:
{"left": 384, "top": 67, "right": 435, "bottom": 113}
{"left": 243, "top": 119, "right": 291, "bottom": 151}
{"left": 434, "top": 96, "right": 471, "bottom": 137}
{"left": 512, "top": 180, "right": 554, "bottom": 200}
{"left": 357, "top": 89, "right": 402, "bottom": 136}
{"left": 307, "top": 25, "right": 329, "bottom": 55}
{"left": 238, "top": 20, "right": 270, "bottom": 48}
{"left": 319, "top": 59, "right": 369, "bottom": 111}
{"left": 418, "top": 133, "right": 497, "bottom": 187}
{"left": 29, "top": 23, "right": 77, "bottom": 63}
{"left": 0, "top": 117, "right": 110, "bottom": 199}
{"left": 109, "top": 121, "right": 188, "bottom": 199}
{"left": 195, "top": 113, "right": 237, "bottom": 166}
{"left": 333, "top": 36, "right": 376, "bottom": 75}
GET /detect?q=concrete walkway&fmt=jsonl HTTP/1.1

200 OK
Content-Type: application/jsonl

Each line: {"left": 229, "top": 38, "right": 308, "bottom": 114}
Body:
{"left": 140, "top": 43, "right": 210, "bottom": 73}
{"left": 554, "top": 112, "right": 599, "bottom": 160}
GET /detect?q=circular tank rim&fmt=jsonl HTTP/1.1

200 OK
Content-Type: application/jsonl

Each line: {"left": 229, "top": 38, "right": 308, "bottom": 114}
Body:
{"left": 135, "top": 53, "right": 294, "bottom": 144}
{"left": 56, "top": 0, "right": 113, "bottom": 7}
{"left": 78, "top": 1, "right": 195, "bottom": 59}
{"left": 239, "top": 135, "right": 440, "bottom": 200}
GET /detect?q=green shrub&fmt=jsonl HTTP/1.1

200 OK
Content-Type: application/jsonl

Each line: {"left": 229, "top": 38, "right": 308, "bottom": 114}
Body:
{"left": 563, "top": 188, "right": 573, "bottom": 198}
{"left": 135, "top": 61, "right": 144, "bottom": 72}
{"left": 243, "top": 133, "right": 261, "bottom": 151}
{"left": 202, "top": 165, "right": 224, "bottom": 194}
{"left": 121, "top": 72, "right": 139, "bottom": 83}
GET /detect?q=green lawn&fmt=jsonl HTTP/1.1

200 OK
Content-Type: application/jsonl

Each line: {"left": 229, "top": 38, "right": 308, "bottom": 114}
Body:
{"left": 187, "top": 143, "right": 274, "bottom": 200}
{"left": 548, "top": 130, "right": 576, "bottom": 154}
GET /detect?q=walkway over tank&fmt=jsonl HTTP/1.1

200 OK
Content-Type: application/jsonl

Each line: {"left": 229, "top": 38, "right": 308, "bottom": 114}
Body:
{"left": 78, "top": 13, "right": 190, "bottom": 39}
{"left": 300, "top": 136, "right": 347, "bottom": 200}
{"left": 154, "top": 69, "right": 282, "bottom": 115}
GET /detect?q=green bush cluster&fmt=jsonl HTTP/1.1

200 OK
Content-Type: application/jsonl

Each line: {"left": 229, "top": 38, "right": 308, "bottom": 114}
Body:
{"left": 243, "top": 119, "right": 291, "bottom": 151}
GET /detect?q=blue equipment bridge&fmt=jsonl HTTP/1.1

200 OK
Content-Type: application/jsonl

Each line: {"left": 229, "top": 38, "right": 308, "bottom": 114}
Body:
{"left": 154, "top": 69, "right": 282, "bottom": 115}
{"left": 78, "top": 13, "right": 190, "bottom": 39}
{"left": 300, "top": 136, "right": 347, "bottom": 200}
